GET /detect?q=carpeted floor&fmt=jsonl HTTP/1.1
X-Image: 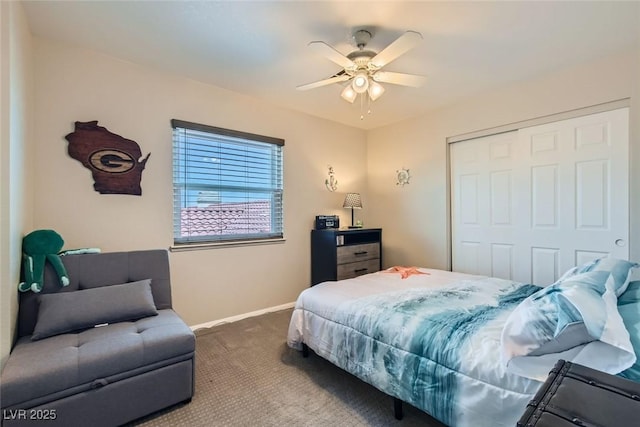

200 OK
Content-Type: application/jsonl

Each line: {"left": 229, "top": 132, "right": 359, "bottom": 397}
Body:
{"left": 130, "top": 308, "right": 445, "bottom": 427}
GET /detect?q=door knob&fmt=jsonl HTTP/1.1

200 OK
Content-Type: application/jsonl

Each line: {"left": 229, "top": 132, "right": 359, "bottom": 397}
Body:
{"left": 615, "top": 239, "right": 626, "bottom": 247}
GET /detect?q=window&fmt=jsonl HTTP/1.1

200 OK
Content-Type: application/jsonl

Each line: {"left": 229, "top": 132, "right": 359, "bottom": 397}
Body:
{"left": 171, "top": 119, "right": 284, "bottom": 246}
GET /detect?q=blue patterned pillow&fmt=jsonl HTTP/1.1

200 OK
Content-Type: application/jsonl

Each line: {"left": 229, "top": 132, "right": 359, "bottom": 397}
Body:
{"left": 555, "top": 257, "right": 638, "bottom": 292}
{"left": 618, "top": 280, "right": 640, "bottom": 381}
{"left": 501, "top": 257, "right": 639, "bottom": 380}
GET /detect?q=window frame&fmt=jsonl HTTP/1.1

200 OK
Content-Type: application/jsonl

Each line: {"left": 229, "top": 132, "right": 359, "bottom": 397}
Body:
{"left": 171, "top": 119, "right": 284, "bottom": 249}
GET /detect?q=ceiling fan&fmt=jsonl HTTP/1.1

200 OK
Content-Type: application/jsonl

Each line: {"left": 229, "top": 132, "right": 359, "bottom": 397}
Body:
{"left": 297, "top": 29, "right": 426, "bottom": 109}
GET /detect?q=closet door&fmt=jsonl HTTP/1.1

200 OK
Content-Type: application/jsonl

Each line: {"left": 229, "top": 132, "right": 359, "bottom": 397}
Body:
{"left": 451, "top": 108, "right": 629, "bottom": 286}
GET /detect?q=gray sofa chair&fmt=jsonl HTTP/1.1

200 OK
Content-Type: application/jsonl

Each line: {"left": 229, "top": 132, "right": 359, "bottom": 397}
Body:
{"left": 0, "top": 249, "right": 195, "bottom": 426}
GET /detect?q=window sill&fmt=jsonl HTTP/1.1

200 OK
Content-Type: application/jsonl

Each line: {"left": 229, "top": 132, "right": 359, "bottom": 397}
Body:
{"left": 170, "top": 238, "right": 286, "bottom": 252}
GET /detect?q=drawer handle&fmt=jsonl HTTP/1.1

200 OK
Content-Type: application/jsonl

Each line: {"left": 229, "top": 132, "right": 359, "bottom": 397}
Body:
{"left": 354, "top": 251, "right": 368, "bottom": 256}
{"left": 354, "top": 268, "right": 368, "bottom": 273}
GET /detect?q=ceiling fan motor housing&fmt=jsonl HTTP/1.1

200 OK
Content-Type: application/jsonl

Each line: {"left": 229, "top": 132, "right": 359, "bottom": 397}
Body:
{"left": 347, "top": 50, "right": 376, "bottom": 68}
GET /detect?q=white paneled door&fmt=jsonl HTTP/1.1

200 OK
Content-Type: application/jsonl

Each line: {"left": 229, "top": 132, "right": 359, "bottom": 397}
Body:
{"left": 450, "top": 108, "right": 629, "bottom": 286}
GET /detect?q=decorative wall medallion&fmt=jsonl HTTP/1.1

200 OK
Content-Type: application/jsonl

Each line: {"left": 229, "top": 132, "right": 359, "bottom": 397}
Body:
{"left": 325, "top": 165, "right": 338, "bottom": 192}
{"left": 65, "top": 121, "right": 151, "bottom": 195}
{"left": 396, "top": 168, "right": 411, "bottom": 187}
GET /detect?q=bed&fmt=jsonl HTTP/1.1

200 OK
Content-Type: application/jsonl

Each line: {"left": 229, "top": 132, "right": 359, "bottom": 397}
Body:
{"left": 287, "top": 259, "right": 640, "bottom": 427}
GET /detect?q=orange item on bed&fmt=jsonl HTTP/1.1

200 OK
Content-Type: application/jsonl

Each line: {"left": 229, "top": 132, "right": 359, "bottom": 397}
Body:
{"left": 383, "top": 266, "right": 430, "bottom": 279}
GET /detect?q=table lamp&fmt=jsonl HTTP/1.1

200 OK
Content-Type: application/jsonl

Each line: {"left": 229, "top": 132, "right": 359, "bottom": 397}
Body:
{"left": 343, "top": 193, "right": 362, "bottom": 228}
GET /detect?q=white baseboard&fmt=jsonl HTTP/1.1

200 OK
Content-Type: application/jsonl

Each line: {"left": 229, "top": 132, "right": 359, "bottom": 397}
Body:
{"left": 190, "top": 301, "right": 295, "bottom": 332}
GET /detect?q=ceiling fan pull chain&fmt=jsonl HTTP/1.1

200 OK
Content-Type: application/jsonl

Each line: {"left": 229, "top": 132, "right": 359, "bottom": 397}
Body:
{"left": 360, "top": 94, "right": 364, "bottom": 120}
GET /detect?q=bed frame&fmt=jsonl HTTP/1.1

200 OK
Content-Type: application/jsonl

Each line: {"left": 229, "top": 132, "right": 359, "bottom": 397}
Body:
{"left": 301, "top": 342, "right": 405, "bottom": 419}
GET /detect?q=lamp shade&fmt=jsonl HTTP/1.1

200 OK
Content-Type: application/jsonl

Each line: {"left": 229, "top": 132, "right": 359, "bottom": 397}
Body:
{"left": 368, "top": 80, "right": 385, "bottom": 101}
{"left": 343, "top": 193, "right": 362, "bottom": 209}
{"left": 341, "top": 85, "right": 357, "bottom": 103}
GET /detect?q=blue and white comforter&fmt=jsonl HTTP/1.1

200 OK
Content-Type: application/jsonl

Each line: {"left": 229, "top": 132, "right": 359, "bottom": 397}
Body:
{"left": 288, "top": 260, "right": 640, "bottom": 427}
{"left": 288, "top": 269, "right": 543, "bottom": 427}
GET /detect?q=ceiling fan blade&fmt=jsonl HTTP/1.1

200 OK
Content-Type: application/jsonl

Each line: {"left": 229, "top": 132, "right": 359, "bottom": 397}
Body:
{"left": 296, "top": 74, "right": 351, "bottom": 91}
{"left": 372, "top": 71, "right": 426, "bottom": 87}
{"left": 308, "top": 41, "right": 357, "bottom": 71}
{"left": 369, "top": 31, "right": 422, "bottom": 69}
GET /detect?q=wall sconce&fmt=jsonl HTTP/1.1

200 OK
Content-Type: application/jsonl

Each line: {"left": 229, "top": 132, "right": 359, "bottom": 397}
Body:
{"left": 396, "top": 168, "right": 411, "bottom": 187}
{"left": 325, "top": 165, "right": 338, "bottom": 192}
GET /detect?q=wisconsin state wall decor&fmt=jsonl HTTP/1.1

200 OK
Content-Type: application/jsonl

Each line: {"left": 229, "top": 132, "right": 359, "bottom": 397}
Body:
{"left": 65, "top": 121, "right": 151, "bottom": 195}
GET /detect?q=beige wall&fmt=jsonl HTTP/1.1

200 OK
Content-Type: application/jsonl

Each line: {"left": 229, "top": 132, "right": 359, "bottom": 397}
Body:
{"left": 0, "top": 1, "right": 34, "bottom": 369}
{"left": 367, "top": 49, "right": 640, "bottom": 271}
{"left": 31, "top": 38, "right": 367, "bottom": 326}
{"left": 4, "top": 10, "right": 638, "bottom": 370}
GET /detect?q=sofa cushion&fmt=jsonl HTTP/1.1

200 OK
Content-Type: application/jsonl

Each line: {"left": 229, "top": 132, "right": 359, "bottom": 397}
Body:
{"left": 0, "top": 309, "right": 195, "bottom": 408}
{"left": 32, "top": 279, "right": 158, "bottom": 341}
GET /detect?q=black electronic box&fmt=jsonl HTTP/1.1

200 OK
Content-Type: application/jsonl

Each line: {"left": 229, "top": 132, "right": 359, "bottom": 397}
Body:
{"left": 315, "top": 215, "right": 339, "bottom": 230}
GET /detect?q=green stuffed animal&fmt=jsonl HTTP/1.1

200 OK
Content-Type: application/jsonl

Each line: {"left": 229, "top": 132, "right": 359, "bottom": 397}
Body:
{"left": 18, "top": 229, "right": 70, "bottom": 293}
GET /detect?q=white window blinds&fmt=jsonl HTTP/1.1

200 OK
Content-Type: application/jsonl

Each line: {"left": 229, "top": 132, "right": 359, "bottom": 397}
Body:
{"left": 171, "top": 119, "right": 284, "bottom": 245}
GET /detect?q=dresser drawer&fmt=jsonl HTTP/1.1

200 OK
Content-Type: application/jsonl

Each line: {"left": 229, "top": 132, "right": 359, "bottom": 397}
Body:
{"left": 337, "top": 258, "right": 380, "bottom": 280}
{"left": 336, "top": 243, "right": 380, "bottom": 265}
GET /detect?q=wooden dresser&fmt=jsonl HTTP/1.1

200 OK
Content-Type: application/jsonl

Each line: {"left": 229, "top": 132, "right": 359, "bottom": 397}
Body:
{"left": 310, "top": 228, "right": 382, "bottom": 286}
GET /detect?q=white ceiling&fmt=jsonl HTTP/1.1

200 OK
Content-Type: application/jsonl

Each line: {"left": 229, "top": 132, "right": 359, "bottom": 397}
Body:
{"left": 22, "top": 1, "right": 640, "bottom": 130}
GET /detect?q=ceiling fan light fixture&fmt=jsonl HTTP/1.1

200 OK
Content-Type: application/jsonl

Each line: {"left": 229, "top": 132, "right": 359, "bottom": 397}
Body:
{"left": 341, "top": 85, "right": 357, "bottom": 103}
{"left": 368, "top": 81, "right": 385, "bottom": 101}
{"left": 352, "top": 72, "right": 369, "bottom": 94}
{"left": 300, "top": 28, "right": 424, "bottom": 119}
